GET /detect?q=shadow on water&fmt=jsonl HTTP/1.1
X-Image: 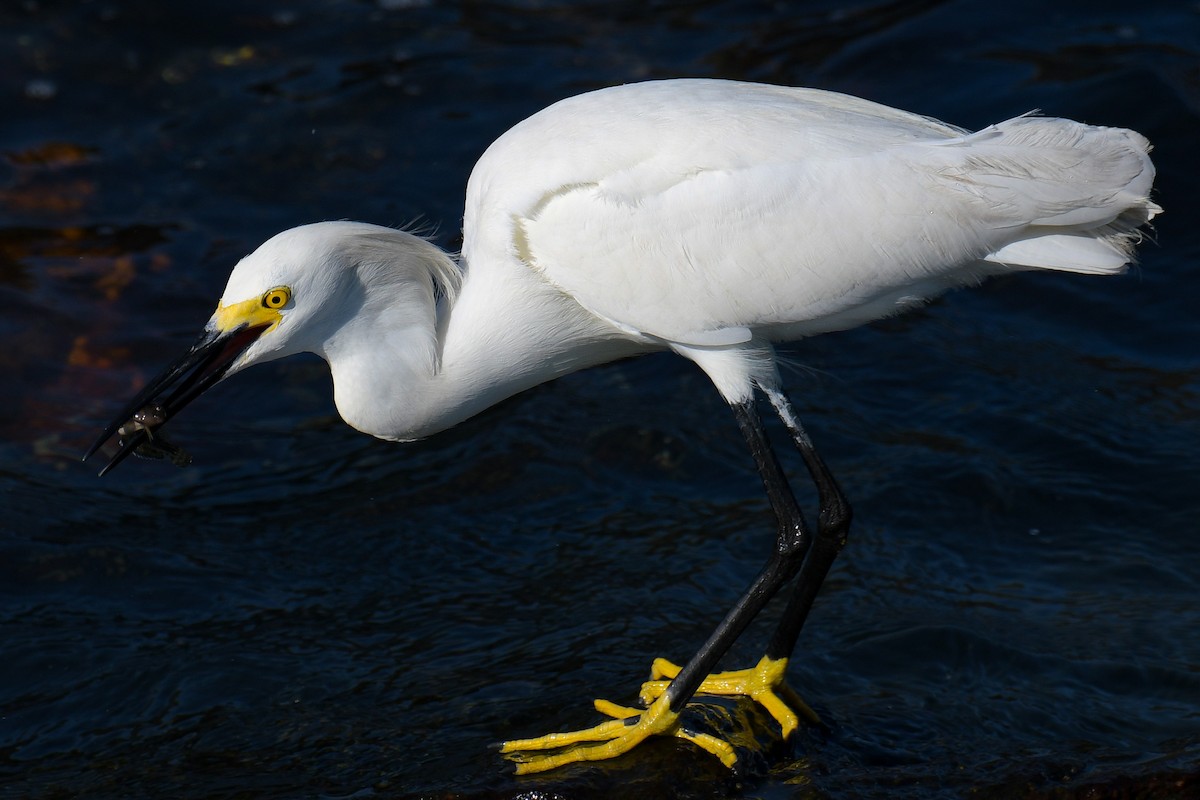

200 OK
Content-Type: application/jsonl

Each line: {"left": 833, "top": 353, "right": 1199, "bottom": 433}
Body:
{"left": 3, "top": 1, "right": 1200, "bottom": 799}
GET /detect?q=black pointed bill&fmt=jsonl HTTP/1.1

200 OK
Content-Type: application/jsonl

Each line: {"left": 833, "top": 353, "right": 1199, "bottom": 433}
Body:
{"left": 83, "top": 322, "right": 270, "bottom": 476}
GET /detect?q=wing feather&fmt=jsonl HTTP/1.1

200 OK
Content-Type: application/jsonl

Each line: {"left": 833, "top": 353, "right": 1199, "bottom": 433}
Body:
{"left": 462, "top": 80, "right": 1157, "bottom": 346}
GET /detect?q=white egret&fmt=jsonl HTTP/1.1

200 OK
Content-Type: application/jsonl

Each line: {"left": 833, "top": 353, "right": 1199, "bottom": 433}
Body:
{"left": 85, "top": 79, "right": 1159, "bottom": 774}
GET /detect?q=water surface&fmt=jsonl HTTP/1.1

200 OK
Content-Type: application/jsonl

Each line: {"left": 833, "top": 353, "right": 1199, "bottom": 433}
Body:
{"left": 3, "top": 2, "right": 1198, "bottom": 798}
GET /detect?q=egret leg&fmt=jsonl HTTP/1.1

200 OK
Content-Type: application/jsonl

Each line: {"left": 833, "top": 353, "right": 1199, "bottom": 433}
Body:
{"left": 640, "top": 388, "right": 847, "bottom": 736}
{"left": 503, "top": 396, "right": 822, "bottom": 773}
{"left": 762, "top": 387, "right": 852, "bottom": 665}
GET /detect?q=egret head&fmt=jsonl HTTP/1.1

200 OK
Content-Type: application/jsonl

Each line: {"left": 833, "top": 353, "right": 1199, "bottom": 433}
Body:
{"left": 83, "top": 221, "right": 461, "bottom": 475}
{"left": 206, "top": 222, "right": 367, "bottom": 375}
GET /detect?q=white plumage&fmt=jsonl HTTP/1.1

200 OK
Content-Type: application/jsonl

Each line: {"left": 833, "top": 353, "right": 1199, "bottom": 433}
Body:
{"left": 208, "top": 79, "right": 1156, "bottom": 439}
{"left": 87, "top": 78, "right": 1159, "bottom": 774}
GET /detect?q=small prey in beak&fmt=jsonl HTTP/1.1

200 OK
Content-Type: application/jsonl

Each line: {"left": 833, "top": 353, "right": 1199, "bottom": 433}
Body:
{"left": 116, "top": 403, "right": 192, "bottom": 467}
{"left": 83, "top": 322, "right": 270, "bottom": 476}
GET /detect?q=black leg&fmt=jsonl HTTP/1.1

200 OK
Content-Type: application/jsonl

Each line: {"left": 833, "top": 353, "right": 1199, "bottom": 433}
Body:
{"left": 762, "top": 387, "right": 852, "bottom": 662}
{"left": 502, "top": 388, "right": 849, "bottom": 773}
{"left": 662, "top": 397, "right": 816, "bottom": 711}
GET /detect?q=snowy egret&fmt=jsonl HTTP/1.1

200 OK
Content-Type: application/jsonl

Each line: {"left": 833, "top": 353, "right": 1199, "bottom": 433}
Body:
{"left": 85, "top": 79, "right": 1159, "bottom": 774}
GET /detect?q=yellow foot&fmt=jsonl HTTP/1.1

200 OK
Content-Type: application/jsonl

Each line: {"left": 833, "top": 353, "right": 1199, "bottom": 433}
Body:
{"left": 501, "top": 693, "right": 737, "bottom": 775}
{"left": 639, "top": 655, "right": 820, "bottom": 738}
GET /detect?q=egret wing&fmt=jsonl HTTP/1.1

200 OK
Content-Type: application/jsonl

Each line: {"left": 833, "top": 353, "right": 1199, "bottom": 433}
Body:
{"left": 463, "top": 80, "right": 1156, "bottom": 346}
{"left": 464, "top": 80, "right": 970, "bottom": 344}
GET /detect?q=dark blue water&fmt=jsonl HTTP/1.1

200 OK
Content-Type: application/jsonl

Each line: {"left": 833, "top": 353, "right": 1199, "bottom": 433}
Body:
{"left": 3, "top": 2, "right": 1198, "bottom": 798}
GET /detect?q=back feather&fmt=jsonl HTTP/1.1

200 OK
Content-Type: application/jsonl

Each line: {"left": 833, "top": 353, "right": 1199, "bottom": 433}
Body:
{"left": 926, "top": 116, "right": 1160, "bottom": 274}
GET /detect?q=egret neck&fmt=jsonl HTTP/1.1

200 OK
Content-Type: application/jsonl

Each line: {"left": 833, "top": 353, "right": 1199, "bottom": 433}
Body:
{"left": 321, "top": 237, "right": 648, "bottom": 442}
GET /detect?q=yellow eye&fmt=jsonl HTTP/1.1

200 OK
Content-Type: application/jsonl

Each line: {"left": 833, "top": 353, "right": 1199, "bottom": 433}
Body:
{"left": 262, "top": 287, "right": 291, "bottom": 309}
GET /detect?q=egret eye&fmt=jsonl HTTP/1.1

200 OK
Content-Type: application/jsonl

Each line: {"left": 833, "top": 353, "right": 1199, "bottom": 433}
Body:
{"left": 262, "top": 287, "right": 291, "bottom": 309}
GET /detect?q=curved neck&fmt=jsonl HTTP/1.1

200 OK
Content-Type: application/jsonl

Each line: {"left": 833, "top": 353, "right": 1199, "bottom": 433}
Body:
{"left": 324, "top": 251, "right": 647, "bottom": 441}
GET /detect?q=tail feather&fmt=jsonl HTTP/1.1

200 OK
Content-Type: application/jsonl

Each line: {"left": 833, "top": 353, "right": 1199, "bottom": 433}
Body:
{"left": 927, "top": 115, "right": 1160, "bottom": 274}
